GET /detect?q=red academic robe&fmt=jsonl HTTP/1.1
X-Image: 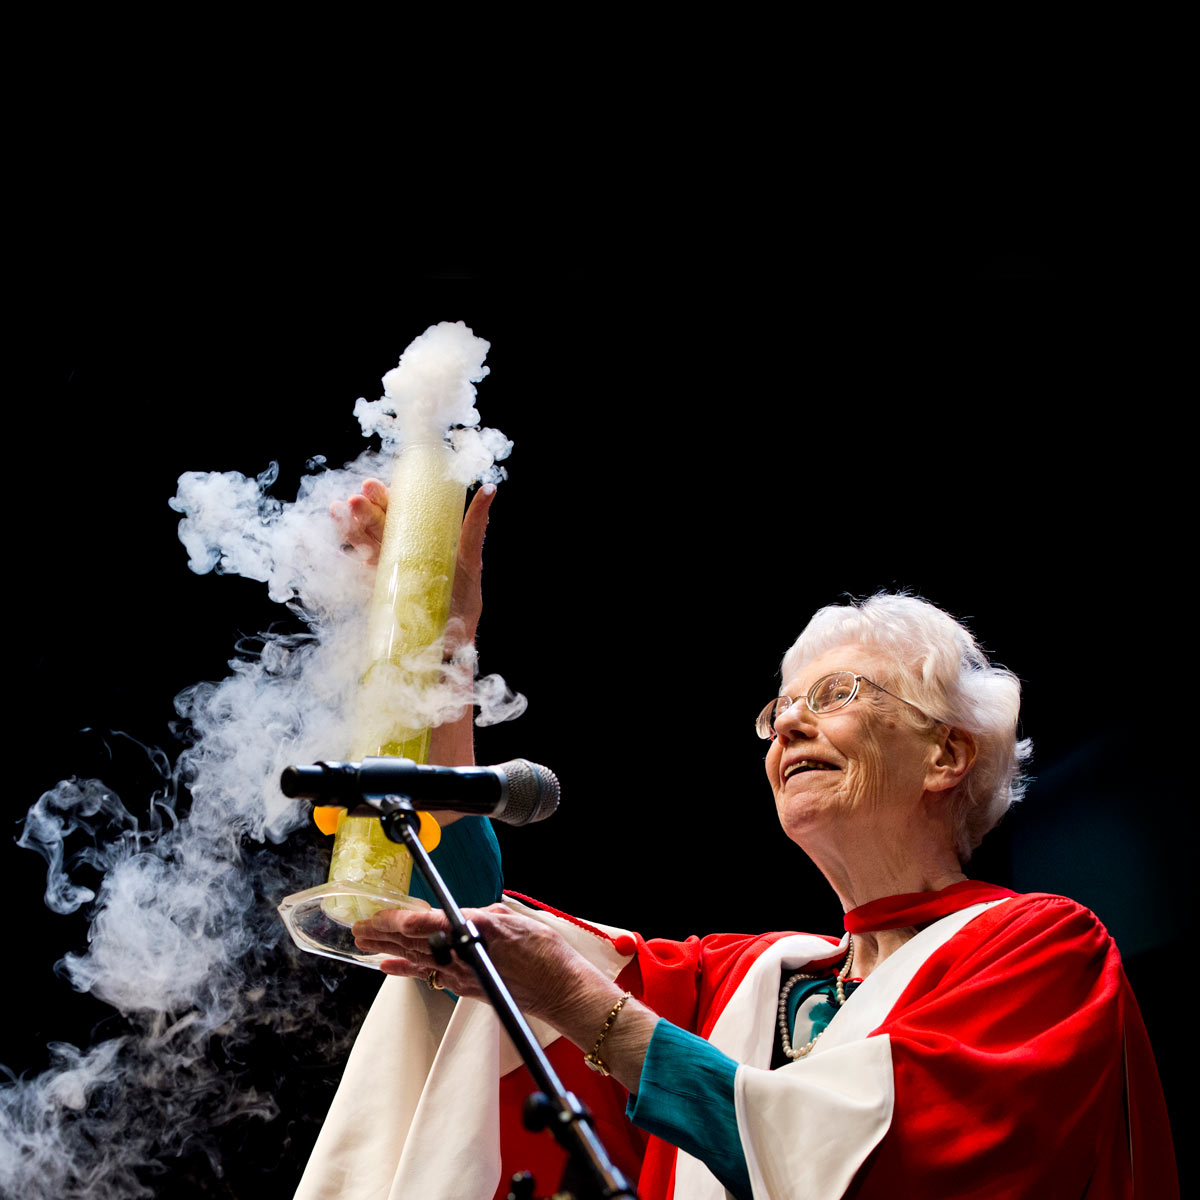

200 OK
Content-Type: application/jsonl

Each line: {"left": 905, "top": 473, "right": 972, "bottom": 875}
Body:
{"left": 499, "top": 884, "right": 1177, "bottom": 1200}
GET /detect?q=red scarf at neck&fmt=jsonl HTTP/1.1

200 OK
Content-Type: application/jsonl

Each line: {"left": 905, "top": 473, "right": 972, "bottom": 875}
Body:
{"left": 844, "top": 879, "right": 1017, "bottom": 933}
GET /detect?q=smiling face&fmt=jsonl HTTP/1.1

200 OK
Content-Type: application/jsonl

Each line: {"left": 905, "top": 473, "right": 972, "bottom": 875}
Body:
{"left": 765, "top": 643, "right": 946, "bottom": 848}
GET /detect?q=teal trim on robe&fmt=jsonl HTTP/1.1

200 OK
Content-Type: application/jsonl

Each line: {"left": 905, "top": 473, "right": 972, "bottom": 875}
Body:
{"left": 409, "top": 815, "right": 504, "bottom": 910}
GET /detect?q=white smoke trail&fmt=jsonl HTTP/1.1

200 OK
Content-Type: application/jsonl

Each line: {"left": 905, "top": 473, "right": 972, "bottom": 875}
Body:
{"left": 2, "top": 322, "right": 522, "bottom": 1197}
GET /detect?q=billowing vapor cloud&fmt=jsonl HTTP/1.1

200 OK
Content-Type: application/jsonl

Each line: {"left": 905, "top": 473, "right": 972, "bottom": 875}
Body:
{"left": 2, "top": 322, "right": 522, "bottom": 1197}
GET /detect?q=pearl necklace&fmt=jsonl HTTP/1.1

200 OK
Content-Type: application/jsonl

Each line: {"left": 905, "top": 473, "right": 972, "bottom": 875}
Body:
{"left": 777, "top": 935, "right": 855, "bottom": 1060}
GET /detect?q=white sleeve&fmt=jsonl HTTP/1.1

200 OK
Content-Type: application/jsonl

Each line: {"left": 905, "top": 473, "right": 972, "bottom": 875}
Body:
{"left": 294, "top": 898, "right": 633, "bottom": 1200}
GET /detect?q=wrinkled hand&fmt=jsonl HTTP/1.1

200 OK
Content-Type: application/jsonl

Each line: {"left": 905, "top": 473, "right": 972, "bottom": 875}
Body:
{"left": 354, "top": 904, "right": 660, "bottom": 1089}
{"left": 352, "top": 904, "right": 603, "bottom": 1028}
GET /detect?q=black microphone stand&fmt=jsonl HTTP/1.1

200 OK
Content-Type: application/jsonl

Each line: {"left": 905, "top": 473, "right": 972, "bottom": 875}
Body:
{"left": 363, "top": 791, "right": 639, "bottom": 1200}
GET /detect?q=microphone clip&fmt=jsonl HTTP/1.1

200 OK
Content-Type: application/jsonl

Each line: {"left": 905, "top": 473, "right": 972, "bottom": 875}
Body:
{"left": 369, "top": 794, "right": 422, "bottom": 847}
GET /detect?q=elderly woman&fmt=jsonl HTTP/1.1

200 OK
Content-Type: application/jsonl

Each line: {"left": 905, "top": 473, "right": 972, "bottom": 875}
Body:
{"left": 299, "top": 487, "right": 1176, "bottom": 1200}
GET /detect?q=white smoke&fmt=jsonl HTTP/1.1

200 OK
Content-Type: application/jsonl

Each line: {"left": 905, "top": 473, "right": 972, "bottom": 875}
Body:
{"left": 2, "top": 322, "right": 522, "bottom": 1197}
{"left": 353, "top": 319, "right": 512, "bottom": 485}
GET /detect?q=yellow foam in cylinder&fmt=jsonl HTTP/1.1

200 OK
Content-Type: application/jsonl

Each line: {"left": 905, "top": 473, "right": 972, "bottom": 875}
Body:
{"left": 324, "top": 441, "right": 465, "bottom": 919}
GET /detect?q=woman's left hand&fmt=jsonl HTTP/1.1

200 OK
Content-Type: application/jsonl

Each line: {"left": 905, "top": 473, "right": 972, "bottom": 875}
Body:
{"left": 353, "top": 903, "right": 596, "bottom": 1026}
{"left": 355, "top": 904, "right": 662, "bottom": 1091}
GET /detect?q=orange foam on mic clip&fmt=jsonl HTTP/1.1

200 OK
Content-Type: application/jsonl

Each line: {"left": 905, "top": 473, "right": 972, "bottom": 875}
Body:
{"left": 417, "top": 810, "right": 442, "bottom": 852}
{"left": 313, "top": 806, "right": 345, "bottom": 836}
{"left": 313, "top": 805, "right": 440, "bottom": 852}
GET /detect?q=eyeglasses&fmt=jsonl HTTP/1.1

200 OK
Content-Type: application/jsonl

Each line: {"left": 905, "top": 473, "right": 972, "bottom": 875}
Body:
{"left": 755, "top": 671, "right": 929, "bottom": 740}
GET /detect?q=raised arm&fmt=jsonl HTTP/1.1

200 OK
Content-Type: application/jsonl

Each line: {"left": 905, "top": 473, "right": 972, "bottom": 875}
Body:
{"left": 427, "top": 483, "right": 494, "bottom": 770}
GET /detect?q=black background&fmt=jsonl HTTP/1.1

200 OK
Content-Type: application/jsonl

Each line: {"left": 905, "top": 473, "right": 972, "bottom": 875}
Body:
{"left": 9, "top": 192, "right": 1189, "bottom": 1196}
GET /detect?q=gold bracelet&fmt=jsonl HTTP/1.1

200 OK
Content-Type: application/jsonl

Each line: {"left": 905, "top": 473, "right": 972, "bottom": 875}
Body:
{"left": 583, "top": 992, "right": 632, "bottom": 1076}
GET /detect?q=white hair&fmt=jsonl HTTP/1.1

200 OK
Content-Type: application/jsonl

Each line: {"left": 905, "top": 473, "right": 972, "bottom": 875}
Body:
{"left": 780, "top": 593, "right": 1032, "bottom": 862}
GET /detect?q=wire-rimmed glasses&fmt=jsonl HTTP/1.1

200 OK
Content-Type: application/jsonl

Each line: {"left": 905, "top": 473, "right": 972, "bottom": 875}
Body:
{"left": 755, "top": 671, "right": 929, "bottom": 740}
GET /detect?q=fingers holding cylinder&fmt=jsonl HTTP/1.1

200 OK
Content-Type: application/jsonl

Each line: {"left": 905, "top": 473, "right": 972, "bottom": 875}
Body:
{"left": 330, "top": 479, "right": 389, "bottom": 565}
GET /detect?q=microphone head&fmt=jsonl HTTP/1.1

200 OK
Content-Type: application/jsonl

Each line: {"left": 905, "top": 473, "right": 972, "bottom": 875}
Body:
{"left": 497, "top": 760, "right": 560, "bottom": 825}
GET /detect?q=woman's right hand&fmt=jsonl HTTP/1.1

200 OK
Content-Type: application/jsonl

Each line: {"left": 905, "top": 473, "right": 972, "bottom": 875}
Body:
{"left": 445, "top": 484, "right": 495, "bottom": 649}
{"left": 331, "top": 479, "right": 495, "bottom": 646}
{"left": 330, "top": 478, "right": 390, "bottom": 566}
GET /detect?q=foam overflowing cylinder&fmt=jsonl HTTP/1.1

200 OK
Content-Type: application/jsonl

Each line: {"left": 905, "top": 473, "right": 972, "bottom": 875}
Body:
{"left": 326, "top": 441, "right": 466, "bottom": 906}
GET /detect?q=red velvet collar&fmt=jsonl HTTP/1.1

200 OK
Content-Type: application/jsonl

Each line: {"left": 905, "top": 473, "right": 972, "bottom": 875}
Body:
{"left": 844, "top": 880, "right": 1018, "bottom": 933}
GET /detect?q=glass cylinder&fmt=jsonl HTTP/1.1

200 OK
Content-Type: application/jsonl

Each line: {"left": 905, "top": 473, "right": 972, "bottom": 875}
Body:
{"left": 279, "top": 442, "right": 466, "bottom": 962}
{"left": 330, "top": 441, "right": 465, "bottom": 903}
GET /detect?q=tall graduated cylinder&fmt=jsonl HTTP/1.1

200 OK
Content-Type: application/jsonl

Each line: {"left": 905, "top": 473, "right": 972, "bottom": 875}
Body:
{"left": 327, "top": 441, "right": 466, "bottom": 905}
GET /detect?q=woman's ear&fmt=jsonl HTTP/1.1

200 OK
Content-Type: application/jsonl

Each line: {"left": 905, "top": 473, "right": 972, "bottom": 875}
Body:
{"left": 926, "top": 725, "right": 978, "bottom": 793}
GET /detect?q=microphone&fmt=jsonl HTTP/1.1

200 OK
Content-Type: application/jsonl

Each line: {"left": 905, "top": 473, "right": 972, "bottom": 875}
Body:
{"left": 280, "top": 757, "right": 560, "bottom": 827}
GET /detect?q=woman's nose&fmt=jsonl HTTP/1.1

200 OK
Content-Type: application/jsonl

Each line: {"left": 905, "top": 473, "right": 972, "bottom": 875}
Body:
{"left": 773, "top": 698, "right": 815, "bottom": 741}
